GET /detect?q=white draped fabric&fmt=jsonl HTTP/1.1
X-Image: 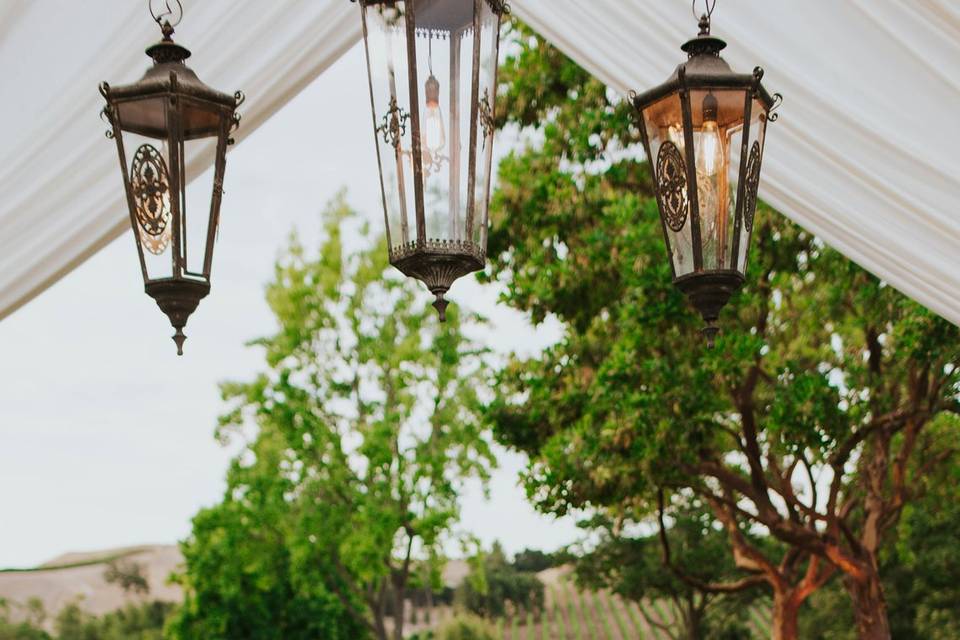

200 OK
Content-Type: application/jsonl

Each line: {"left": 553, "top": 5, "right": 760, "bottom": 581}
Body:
{"left": 1, "top": 1, "right": 959, "bottom": 324}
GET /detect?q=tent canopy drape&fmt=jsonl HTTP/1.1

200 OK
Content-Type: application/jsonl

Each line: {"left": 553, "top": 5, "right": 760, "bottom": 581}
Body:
{"left": 1, "top": 1, "right": 958, "bottom": 324}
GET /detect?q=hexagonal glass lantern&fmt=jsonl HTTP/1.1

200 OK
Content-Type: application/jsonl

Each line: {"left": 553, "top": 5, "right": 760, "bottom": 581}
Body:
{"left": 354, "top": 0, "right": 506, "bottom": 320}
{"left": 632, "top": 14, "right": 780, "bottom": 343}
{"left": 101, "top": 18, "right": 243, "bottom": 354}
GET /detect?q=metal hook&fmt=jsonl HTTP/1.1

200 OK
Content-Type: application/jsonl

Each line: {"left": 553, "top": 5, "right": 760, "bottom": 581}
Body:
{"left": 691, "top": 0, "right": 718, "bottom": 22}
{"left": 149, "top": 0, "right": 183, "bottom": 30}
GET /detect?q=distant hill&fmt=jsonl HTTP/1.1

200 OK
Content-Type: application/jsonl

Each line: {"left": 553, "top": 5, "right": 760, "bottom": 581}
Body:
{"left": 0, "top": 545, "right": 182, "bottom": 626}
{"left": 0, "top": 549, "right": 771, "bottom": 638}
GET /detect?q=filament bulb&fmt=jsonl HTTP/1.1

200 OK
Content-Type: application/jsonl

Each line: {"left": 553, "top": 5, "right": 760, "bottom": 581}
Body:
{"left": 422, "top": 74, "right": 447, "bottom": 174}
{"left": 696, "top": 92, "right": 721, "bottom": 177}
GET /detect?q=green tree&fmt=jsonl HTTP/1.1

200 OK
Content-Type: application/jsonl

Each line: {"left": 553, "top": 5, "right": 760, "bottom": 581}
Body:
{"left": 167, "top": 466, "right": 360, "bottom": 640}
{"left": 435, "top": 614, "right": 497, "bottom": 640}
{"left": 0, "top": 601, "right": 50, "bottom": 640}
{"left": 174, "top": 196, "right": 494, "bottom": 640}
{"left": 56, "top": 601, "right": 173, "bottom": 640}
{"left": 511, "top": 548, "right": 564, "bottom": 574}
{"left": 485, "top": 20, "right": 960, "bottom": 640}
{"left": 576, "top": 498, "right": 761, "bottom": 640}
{"left": 102, "top": 560, "right": 150, "bottom": 596}
{"left": 455, "top": 543, "right": 544, "bottom": 620}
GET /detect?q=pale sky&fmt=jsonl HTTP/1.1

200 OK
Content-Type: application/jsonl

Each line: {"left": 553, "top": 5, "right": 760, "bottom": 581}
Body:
{"left": 0, "top": 43, "right": 580, "bottom": 569}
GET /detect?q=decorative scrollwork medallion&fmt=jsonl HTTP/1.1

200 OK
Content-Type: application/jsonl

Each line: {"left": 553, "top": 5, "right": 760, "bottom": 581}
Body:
{"left": 743, "top": 141, "right": 761, "bottom": 233}
{"left": 130, "top": 144, "right": 172, "bottom": 255}
{"left": 377, "top": 97, "right": 410, "bottom": 150}
{"left": 656, "top": 141, "right": 689, "bottom": 232}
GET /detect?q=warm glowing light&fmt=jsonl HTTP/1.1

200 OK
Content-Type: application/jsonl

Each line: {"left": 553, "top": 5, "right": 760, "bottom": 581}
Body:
{"left": 422, "top": 74, "right": 447, "bottom": 175}
{"left": 696, "top": 93, "right": 723, "bottom": 178}
{"left": 696, "top": 120, "right": 720, "bottom": 176}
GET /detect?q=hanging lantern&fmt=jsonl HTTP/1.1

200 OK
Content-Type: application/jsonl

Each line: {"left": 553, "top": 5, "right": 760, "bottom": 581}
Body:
{"left": 631, "top": 3, "right": 781, "bottom": 344}
{"left": 352, "top": 0, "right": 507, "bottom": 320}
{"left": 100, "top": 1, "right": 244, "bottom": 354}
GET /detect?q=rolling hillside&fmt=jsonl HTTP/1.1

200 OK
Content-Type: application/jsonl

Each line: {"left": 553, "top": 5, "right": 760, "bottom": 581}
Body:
{"left": 0, "top": 548, "right": 770, "bottom": 638}
{"left": 0, "top": 545, "right": 182, "bottom": 626}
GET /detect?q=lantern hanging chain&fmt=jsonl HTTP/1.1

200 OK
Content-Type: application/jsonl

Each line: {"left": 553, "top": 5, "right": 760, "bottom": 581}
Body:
{"left": 692, "top": 0, "right": 717, "bottom": 34}
{"left": 149, "top": 0, "right": 183, "bottom": 37}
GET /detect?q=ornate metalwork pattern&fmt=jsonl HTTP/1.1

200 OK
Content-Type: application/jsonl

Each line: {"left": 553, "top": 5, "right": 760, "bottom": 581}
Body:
{"left": 376, "top": 97, "right": 410, "bottom": 150}
{"left": 479, "top": 88, "right": 495, "bottom": 148}
{"left": 486, "top": 0, "right": 510, "bottom": 15}
{"left": 421, "top": 149, "right": 447, "bottom": 178}
{"left": 656, "top": 141, "right": 689, "bottom": 232}
{"left": 130, "top": 144, "right": 172, "bottom": 255}
{"left": 767, "top": 93, "right": 784, "bottom": 122}
{"left": 743, "top": 141, "right": 762, "bottom": 233}
{"left": 389, "top": 238, "right": 486, "bottom": 264}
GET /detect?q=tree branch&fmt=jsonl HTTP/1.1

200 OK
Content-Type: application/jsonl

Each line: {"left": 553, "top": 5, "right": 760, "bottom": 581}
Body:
{"left": 656, "top": 490, "right": 767, "bottom": 594}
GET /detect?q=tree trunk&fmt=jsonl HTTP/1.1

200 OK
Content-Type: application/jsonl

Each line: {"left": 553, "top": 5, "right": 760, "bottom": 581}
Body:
{"left": 683, "top": 611, "right": 704, "bottom": 640}
{"left": 374, "top": 614, "right": 388, "bottom": 640}
{"left": 680, "top": 594, "right": 705, "bottom": 640}
{"left": 373, "top": 582, "right": 390, "bottom": 640}
{"left": 391, "top": 585, "right": 406, "bottom": 640}
{"left": 770, "top": 592, "right": 800, "bottom": 640}
{"left": 844, "top": 571, "right": 891, "bottom": 640}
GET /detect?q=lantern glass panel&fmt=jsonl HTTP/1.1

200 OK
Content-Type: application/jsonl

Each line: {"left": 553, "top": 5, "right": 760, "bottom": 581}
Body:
{"left": 362, "top": 1, "right": 417, "bottom": 250}
{"left": 117, "top": 124, "right": 176, "bottom": 282}
{"left": 731, "top": 97, "right": 768, "bottom": 273}
{"left": 411, "top": 2, "right": 475, "bottom": 244}
{"left": 471, "top": 0, "right": 500, "bottom": 248}
{"left": 641, "top": 93, "right": 695, "bottom": 277}
{"left": 689, "top": 89, "right": 746, "bottom": 272}
{"left": 451, "top": 23, "right": 475, "bottom": 241}
{"left": 180, "top": 134, "right": 221, "bottom": 280}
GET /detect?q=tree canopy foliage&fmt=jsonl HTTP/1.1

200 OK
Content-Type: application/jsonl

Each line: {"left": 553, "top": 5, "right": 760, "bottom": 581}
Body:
{"left": 576, "top": 497, "right": 760, "bottom": 640}
{"left": 485, "top": 20, "right": 960, "bottom": 640}
{"left": 170, "top": 196, "right": 494, "bottom": 640}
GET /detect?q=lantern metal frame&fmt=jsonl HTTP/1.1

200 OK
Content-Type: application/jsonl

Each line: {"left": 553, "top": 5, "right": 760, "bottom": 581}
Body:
{"left": 631, "top": 12, "right": 781, "bottom": 344}
{"left": 352, "top": 0, "right": 508, "bottom": 320}
{"left": 100, "top": 9, "right": 243, "bottom": 354}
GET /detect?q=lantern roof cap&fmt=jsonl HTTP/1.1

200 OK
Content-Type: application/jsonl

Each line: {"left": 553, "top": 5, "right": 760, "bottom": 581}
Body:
{"left": 144, "top": 21, "right": 192, "bottom": 64}
{"left": 631, "top": 25, "right": 776, "bottom": 113}
{"left": 102, "top": 29, "right": 237, "bottom": 112}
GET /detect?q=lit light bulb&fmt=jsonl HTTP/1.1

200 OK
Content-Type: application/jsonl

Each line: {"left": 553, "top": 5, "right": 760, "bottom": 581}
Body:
{"left": 695, "top": 92, "right": 724, "bottom": 264}
{"left": 696, "top": 93, "right": 721, "bottom": 177}
{"left": 422, "top": 74, "right": 447, "bottom": 175}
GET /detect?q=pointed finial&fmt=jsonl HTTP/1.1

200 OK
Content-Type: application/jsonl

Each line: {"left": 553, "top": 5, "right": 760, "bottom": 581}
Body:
{"left": 702, "top": 322, "right": 719, "bottom": 348}
{"left": 698, "top": 13, "right": 711, "bottom": 36}
{"left": 173, "top": 328, "right": 186, "bottom": 355}
{"left": 161, "top": 19, "right": 175, "bottom": 41}
{"left": 432, "top": 292, "right": 449, "bottom": 322}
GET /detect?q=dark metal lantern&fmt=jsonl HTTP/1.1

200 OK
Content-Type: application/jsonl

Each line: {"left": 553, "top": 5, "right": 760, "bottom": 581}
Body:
{"left": 353, "top": 0, "right": 507, "bottom": 320}
{"left": 100, "top": 11, "right": 243, "bottom": 354}
{"left": 632, "top": 11, "right": 780, "bottom": 344}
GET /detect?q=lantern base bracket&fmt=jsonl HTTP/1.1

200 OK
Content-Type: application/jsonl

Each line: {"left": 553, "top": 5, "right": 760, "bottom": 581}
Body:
{"left": 145, "top": 279, "right": 210, "bottom": 355}
{"left": 391, "top": 248, "right": 484, "bottom": 322}
{"left": 674, "top": 270, "right": 745, "bottom": 347}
